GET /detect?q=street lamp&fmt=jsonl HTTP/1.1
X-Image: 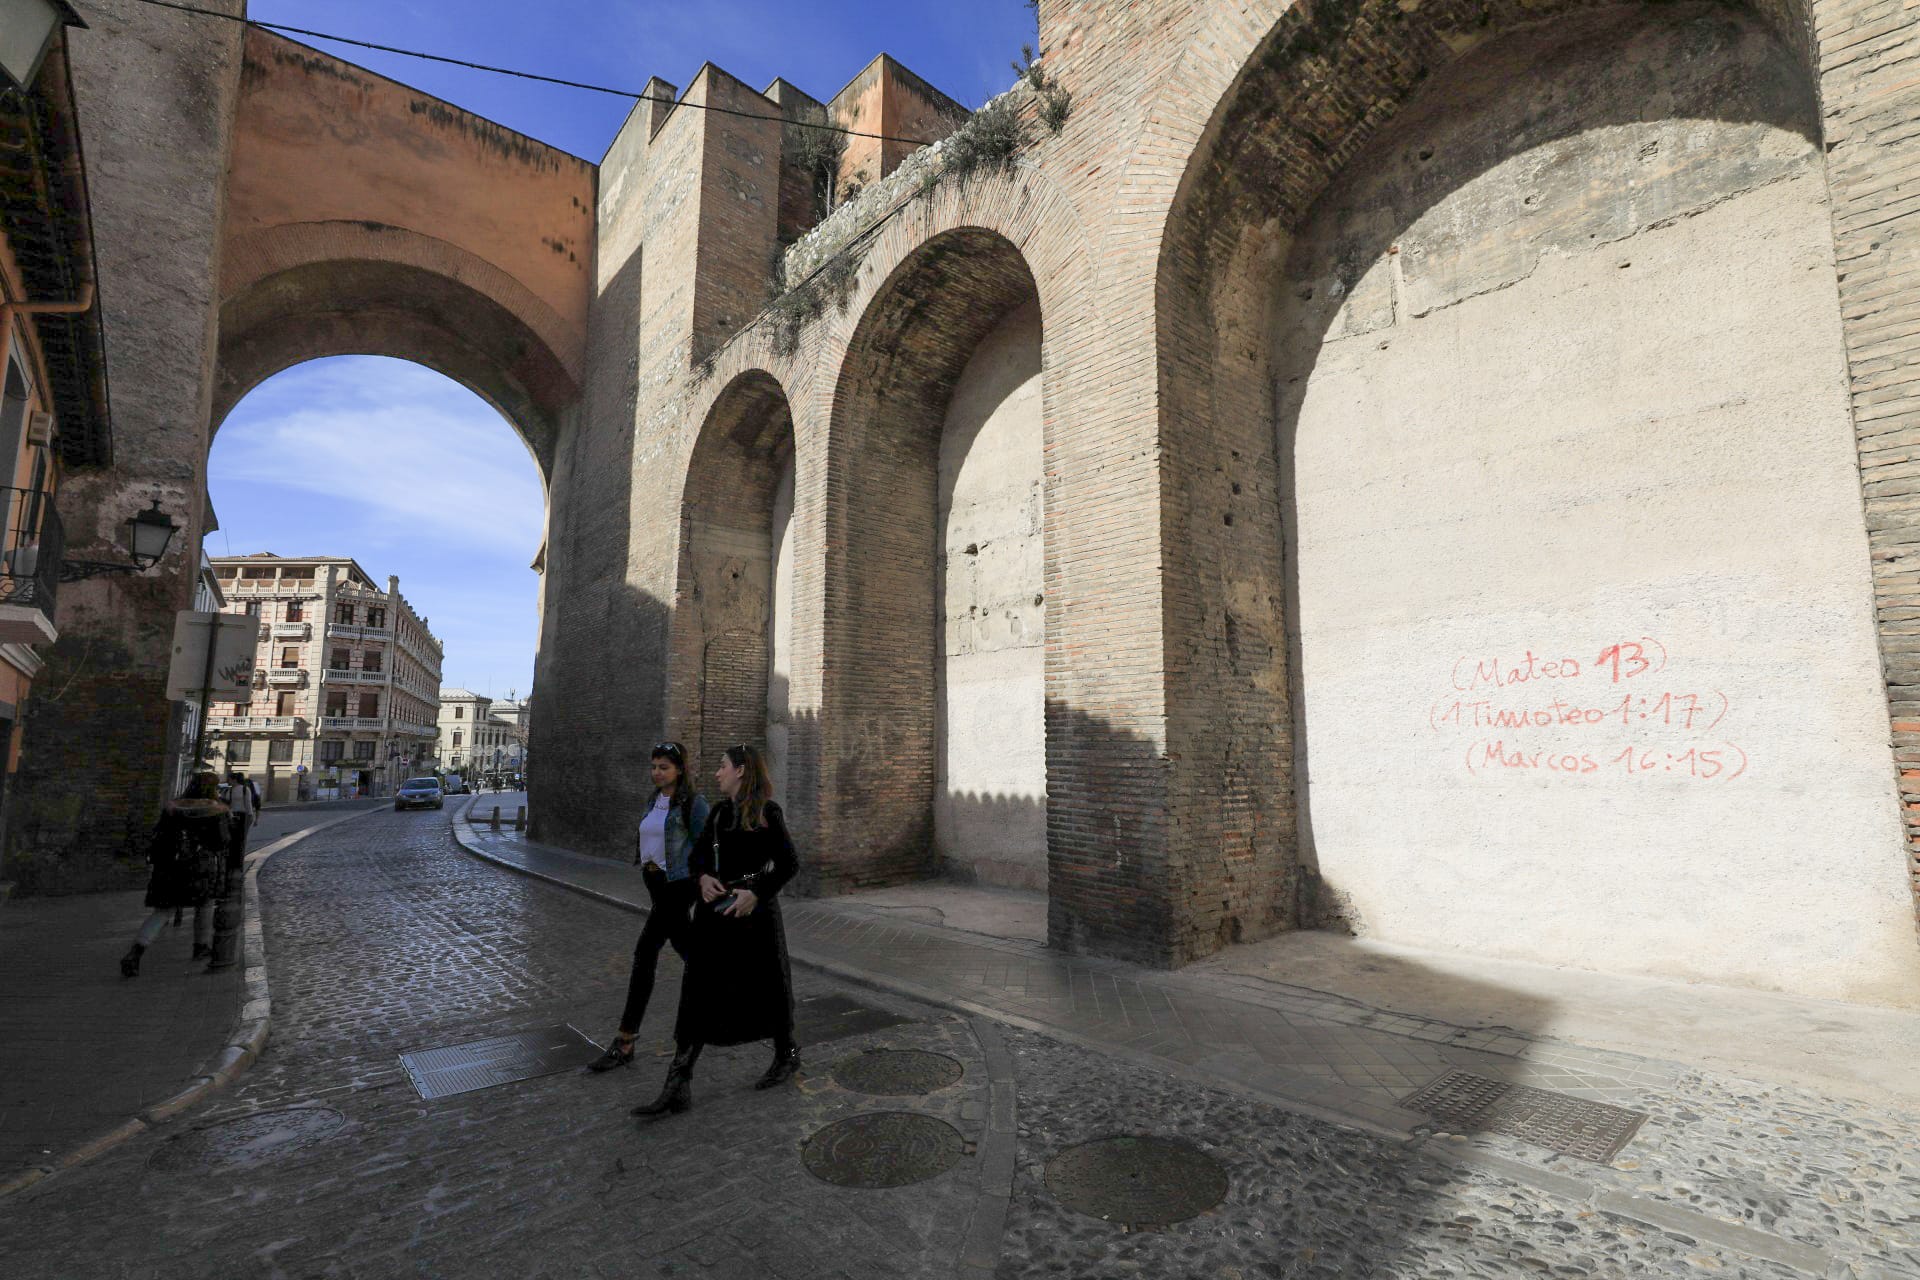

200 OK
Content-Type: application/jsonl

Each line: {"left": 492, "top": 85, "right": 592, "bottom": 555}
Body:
{"left": 60, "top": 499, "right": 179, "bottom": 582}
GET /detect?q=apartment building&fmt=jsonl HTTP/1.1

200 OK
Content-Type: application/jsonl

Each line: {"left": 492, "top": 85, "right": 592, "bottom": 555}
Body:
{"left": 207, "top": 554, "right": 442, "bottom": 802}
{"left": 435, "top": 689, "right": 528, "bottom": 781}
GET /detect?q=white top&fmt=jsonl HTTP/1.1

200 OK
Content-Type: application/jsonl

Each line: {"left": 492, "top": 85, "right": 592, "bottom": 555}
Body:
{"left": 227, "top": 782, "right": 255, "bottom": 819}
{"left": 637, "top": 794, "right": 670, "bottom": 870}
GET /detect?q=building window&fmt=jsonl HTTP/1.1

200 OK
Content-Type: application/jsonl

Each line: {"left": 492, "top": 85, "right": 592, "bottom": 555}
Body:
{"left": 279, "top": 646, "right": 300, "bottom": 669}
{"left": 367, "top": 607, "right": 386, "bottom": 628}
{"left": 358, "top": 693, "right": 378, "bottom": 718}
{"left": 243, "top": 601, "right": 261, "bottom": 617}
{"left": 452, "top": 731, "right": 462, "bottom": 748}
{"left": 268, "top": 739, "right": 293, "bottom": 763}
{"left": 275, "top": 692, "right": 297, "bottom": 716}
{"left": 454, "top": 706, "right": 463, "bottom": 720}
{"left": 319, "top": 740, "right": 344, "bottom": 763}
{"left": 329, "top": 648, "right": 349, "bottom": 670}
{"left": 325, "top": 691, "right": 347, "bottom": 717}
{"left": 286, "top": 601, "right": 303, "bottom": 622}
{"left": 354, "top": 739, "right": 376, "bottom": 760}
{"left": 335, "top": 603, "right": 355, "bottom": 625}
{"left": 364, "top": 650, "right": 382, "bottom": 673}
{"left": 225, "top": 739, "right": 253, "bottom": 763}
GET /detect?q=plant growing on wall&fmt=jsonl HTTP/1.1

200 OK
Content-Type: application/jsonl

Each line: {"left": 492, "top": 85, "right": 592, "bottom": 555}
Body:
{"left": 790, "top": 121, "right": 848, "bottom": 222}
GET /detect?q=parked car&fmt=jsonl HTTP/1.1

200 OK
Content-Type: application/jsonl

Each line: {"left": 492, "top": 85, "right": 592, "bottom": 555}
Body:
{"left": 395, "top": 777, "right": 444, "bottom": 811}
{"left": 442, "top": 774, "right": 469, "bottom": 795}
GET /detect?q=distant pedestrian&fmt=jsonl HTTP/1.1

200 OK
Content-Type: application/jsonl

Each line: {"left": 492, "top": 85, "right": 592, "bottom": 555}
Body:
{"left": 586, "top": 742, "right": 709, "bottom": 1073}
{"left": 120, "top": 772, "right": 231, "bottom": 977}
{"left": 635, "top": 744, "right": 799, "bottom": 1117}
{"left": 223, "top": 770, "right": 257, "bottom": 882}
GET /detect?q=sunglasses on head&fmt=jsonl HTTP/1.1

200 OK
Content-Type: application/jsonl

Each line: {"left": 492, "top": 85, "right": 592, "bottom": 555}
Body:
{"left": 652, "top": 742, "right": 685, "bottom": 759}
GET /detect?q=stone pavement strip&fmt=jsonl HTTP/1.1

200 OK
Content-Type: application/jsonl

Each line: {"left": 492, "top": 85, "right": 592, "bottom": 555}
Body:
{"left": 0, "top": 803, "right": 383, "bottom": 1197}
{"left": 454, "top": 801, "right": 1920, "bottom": 1279}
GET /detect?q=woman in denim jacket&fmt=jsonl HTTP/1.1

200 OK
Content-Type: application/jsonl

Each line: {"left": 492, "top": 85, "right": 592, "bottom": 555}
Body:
{"left": 587, "top": 741, "right": 711, "bottom": 1071}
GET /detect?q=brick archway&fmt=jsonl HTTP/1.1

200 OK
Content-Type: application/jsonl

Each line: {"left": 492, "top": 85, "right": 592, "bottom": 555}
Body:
{"left": 815, "top": 226, "right": 1044, "bottom": 892}
{"left": 1146, "top": 0, "right": 1920, "bottom": 997}
{"left": 668, "top": 369, "right": 797, "bottom": 786}
{"left": 213, "top": 255, "right": 574, "bottom": 483}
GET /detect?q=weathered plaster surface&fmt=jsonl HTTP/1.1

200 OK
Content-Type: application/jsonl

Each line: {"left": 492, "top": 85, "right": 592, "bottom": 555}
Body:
{"left": 937, "top": 300, "right": 1046, "bottom": 889}
{"left": 1274, "top": 10, "right": 1915, "bottom": 1001}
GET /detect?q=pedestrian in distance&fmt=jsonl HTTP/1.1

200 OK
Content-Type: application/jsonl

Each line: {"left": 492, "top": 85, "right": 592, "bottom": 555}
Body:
{"left": 587, "top": 741, "right": 710, "bottom": 1072}
{"left": 223, "top": 769, "right": 258, "bottom": 885}
{"left": 635, "top": 743, "right": 800, "bottom": 1118}
{"left": 120, "top": 772, "right": 231, "bottom": 977}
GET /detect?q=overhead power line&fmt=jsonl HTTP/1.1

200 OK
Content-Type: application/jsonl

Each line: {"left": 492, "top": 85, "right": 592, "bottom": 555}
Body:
{"left": 127, "top": 0, "right": 947, "bottom": 147}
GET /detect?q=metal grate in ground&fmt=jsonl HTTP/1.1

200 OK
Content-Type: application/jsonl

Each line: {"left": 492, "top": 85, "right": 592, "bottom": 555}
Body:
{"left": 1402, "top": 1069, "right": 1649, "bottom": 1163}
{"left": 399, "top": 1025, "right": 599, "bottom": 1101}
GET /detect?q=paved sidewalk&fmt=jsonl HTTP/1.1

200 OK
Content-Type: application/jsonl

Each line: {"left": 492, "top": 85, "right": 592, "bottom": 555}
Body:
{"left": 454, "top": 801, "right": 1920, "bottom": 1278}
{"left": 0, "top": 888, "right": 238, "bottom": 1183}
{"left": 0, "top": 804, "right": 382, "bottom": 1192}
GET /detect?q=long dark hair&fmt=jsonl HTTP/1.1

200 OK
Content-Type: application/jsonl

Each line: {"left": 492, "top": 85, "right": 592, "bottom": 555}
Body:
{"left": 724, "top": 743, "right": 774, "bottom": 830}
{"left": 651, "top": 741, "right": 696, "bottom": 833}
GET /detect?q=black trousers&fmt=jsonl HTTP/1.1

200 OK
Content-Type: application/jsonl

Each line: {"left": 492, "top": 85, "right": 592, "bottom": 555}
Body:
{"left": 618, "top": 868, "right": 696, "bottom": 1034}
{"left": 226, "top": 815, "right": 252, "bottom": 878}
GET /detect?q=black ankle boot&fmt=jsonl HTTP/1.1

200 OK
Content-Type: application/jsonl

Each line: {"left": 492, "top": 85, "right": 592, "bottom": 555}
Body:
{"left": 120, "top": 944, "right": 144, "bottom": 978}
{"left": 632, "top": 1047, "right": 697, "bottom": 1117}
{"left": 754, "top": 1043, "right": 801, "bottom": 1090}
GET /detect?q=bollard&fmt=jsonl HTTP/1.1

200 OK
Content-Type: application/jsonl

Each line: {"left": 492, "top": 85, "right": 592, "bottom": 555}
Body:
{"left": 207, "top": 865, "right": 243, "bottom": 971}
{"left": 490, "top": 805, "right": 501, "bottom": 830}
{"left": 514, "top": 805, "right": 526, "bottom": 831}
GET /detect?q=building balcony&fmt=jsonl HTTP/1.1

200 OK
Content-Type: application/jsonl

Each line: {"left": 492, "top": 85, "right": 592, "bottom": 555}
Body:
{"left": 329, "top": 623, "right": 390, "bottom": 642}
{"left": 270, "top": 620, "right": 312, "bottom": 640}
{"left": 0, "top": 488, "right": 61, "bottom": 646}
{"left": 321, "top": 716, "right": 385, "bottom": 731}
{"left": 265, "top": 667, "right": 307, "bottom": 687}
{"left": 320, "top": 667, "right": 384, "bottom": 685}
{"left": 209, "top": 715, "right": 304, "bottom": 734}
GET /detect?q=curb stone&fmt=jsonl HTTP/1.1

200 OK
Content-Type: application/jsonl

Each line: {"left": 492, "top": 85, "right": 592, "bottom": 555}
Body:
{"left": 0, "top": 804, "right": 384, "bottom": 1201}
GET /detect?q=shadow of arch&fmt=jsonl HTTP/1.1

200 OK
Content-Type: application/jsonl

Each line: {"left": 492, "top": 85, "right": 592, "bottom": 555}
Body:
{"left": 671, "top": 369, "right": 797, "bottom": 793}
{"left": 214, "top": 258, "right": 579, "bottom": 484}
{"left": 1156, "top": 2, "right": 1836, "bottom": 947}
{"left": 818, "top": 226, "right": 1044, "bottom": 896}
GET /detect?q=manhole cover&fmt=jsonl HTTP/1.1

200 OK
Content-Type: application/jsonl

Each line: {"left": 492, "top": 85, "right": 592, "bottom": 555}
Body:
{"left": 399, "top": 1024, "right": 598, "bottom": 1100}
{"left": 1401, "top": 1069, "right": 1648, "bottom": 1163}
{"left": 802, "top": 1112, "right": 966, "bottom": 1188}
{"left": 832, "top": 1050, "right": 964, "bottom": 1096}
{"left": 1044, "top": 1136, "right": 1229, "bottom": 1228}
{"left": 147, "top": 1107, "right": 346, "bottom": 1173}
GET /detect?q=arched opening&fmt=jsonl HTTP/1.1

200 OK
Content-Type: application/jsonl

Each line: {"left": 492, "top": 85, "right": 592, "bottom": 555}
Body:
{"left": 215, "top": 258, "right": 576, "bottom": 483}
{"left": 675, "top": 372, "right": 798, "bottom": 791}
{"left": 822, "top": 228, "right": 1047, "bottom": 911}
{"left": 204, "top": 356, "right": 546, "bottom": 805}
{"left": 1163, "top": 0, "right": 1914, "bottom": 998}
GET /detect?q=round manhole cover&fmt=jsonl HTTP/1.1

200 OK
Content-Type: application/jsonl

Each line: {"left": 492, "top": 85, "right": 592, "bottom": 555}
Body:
{"left": 802, "top": 1112, "right": 966, "bottom": 1189}
{"left": 831, "top": 1050, "right": 965, "bottom": 1096}
{"left": 146, "top": 1107, "right": 347, "bottom": 1174}
{"left": 1044, "top": 1135, "right": 1229, "bottom": 1227}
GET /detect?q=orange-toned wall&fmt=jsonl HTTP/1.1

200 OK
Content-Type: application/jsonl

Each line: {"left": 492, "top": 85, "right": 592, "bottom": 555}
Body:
{"left": 223, "top": 30, "right": 596, "bottom": 350}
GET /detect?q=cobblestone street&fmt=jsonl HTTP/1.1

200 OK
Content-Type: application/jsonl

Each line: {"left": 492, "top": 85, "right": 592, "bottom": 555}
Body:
{"left": 1, "top": 807, "right": 1915, "bottom": 1278}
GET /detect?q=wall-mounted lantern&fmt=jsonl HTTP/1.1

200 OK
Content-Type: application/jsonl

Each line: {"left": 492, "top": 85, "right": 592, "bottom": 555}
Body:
{"left": 61, "top": 499, "right": 179, "bottom": 581}
{"left": 0, "top": 0, "right": 85, "bottom": 92}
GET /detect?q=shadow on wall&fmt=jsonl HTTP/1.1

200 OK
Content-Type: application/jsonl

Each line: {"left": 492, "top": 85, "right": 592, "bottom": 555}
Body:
{"left": 528, "top": 248, "right": 655, "bottom": 859}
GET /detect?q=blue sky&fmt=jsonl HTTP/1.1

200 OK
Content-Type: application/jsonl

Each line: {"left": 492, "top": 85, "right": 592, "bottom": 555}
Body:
{"left": 212, "top": 1, "right": 1039, "bottom": 698}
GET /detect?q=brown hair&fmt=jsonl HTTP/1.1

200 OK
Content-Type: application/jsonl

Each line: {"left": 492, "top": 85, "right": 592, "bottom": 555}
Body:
{"left": 724, "top": 743, "right": 774, "bottom": 830}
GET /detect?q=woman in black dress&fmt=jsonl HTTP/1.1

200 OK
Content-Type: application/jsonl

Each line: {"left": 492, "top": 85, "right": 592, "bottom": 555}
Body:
{"left": 120, "top": 771, "right": 231, "bottom": 977}
{"left": 634, "top": 743, "right": 800, "bottom": 1117}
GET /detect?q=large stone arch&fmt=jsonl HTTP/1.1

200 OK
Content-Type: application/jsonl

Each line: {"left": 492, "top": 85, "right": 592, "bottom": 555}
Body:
{"left": 213, "top": 252, "right": 575, "bottom": 483}
{"left": 1150, "top": 0, "right": 1920, "bottom": 1001}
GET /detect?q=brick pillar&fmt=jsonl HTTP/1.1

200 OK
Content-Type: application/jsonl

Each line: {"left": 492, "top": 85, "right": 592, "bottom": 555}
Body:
{"left": 1818, "top": 0, "right": 1920, "bottom": 931}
